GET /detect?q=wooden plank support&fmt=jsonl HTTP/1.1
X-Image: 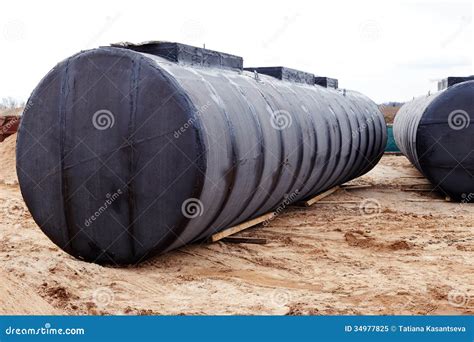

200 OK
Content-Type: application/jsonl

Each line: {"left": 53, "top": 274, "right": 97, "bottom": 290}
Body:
{"left": 406, "top": 199, "right": 446, "bottom": 203}
{"left": 210, "top": 212, "right": 274, "bottom": 243}
{"left": 315, "top": 200, "right": 361, "bottom": 204}
{"left": 294, "top": 186, "right": 340, "bottom": 207}
{"left": 402, "top": 188, "right": 435, "bottom": 192}
{"left": 402, "top": 183, "right": 433, "bottom": 187}
{"left": 340, "top": 184, "right": 372, "bottom": 190}
{"left": 220, "top": 237, "right": 267, "bottom": 244}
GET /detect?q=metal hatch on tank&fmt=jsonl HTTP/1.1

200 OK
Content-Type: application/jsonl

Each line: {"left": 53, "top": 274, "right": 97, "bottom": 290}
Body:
{"left": 17, "top": 41, "right": 387, "bottom": 264}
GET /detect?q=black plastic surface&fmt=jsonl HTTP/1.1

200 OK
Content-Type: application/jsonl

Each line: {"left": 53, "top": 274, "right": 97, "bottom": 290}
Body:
{"left": 438, "top": 76, "right": 474, "bottom": 91}
{"left": 112, "top": 41, "right": 243, "bottom": 70}
{"left": 314, "top": 77, "right": 338, "bottom": 89}
{"left": 244, "top": 66, "right": 316, "bottom": 85}
{"left": 394, "top": 81, "right": 474, "bottom": 200}
{"left": 17, "top": 44, "right": 386, "bottom": 264}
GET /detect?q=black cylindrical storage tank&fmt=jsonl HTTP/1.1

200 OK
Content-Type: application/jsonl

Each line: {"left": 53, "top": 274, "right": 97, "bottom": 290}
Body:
{"left": 17, "top": 42, "right": 387, "bottom": 264}
{"left": 394, "top": 80, "right": 474, "bottom": 201}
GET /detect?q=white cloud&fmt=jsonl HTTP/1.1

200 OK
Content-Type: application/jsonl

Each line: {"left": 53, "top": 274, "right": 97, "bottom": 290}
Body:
{"left": 0, "top": 0, "right": 472, "bottom": 103}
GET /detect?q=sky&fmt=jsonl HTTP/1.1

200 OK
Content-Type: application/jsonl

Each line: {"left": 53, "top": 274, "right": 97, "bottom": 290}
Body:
{"left": 0, "top": 0, "right": 472, "bottom": 104}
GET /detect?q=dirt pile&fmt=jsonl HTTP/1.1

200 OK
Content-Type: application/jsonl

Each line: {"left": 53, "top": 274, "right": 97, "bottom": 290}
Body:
{"left": 0, "top": 133, "right": 18, "bottom": 185}
{"left": 0, "top": 271, "right": 60, "bottom": 314}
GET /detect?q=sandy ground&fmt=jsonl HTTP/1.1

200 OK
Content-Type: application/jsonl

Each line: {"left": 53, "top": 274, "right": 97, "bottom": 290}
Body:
{"left": 0, "top": 134, "right": 473, "bottom": 315}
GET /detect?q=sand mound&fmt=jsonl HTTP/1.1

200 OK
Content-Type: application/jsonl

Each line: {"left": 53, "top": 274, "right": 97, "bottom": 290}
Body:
{"left": 0, "top": 271, "right": 61, "bottom": 314}
{"left": 0, "top": 133, "right": 18, "bottom": 185}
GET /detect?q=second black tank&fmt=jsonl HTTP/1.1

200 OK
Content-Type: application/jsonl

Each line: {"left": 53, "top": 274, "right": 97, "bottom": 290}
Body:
{"left": 394, "top": 78, "right": 474, "bottom": 201}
